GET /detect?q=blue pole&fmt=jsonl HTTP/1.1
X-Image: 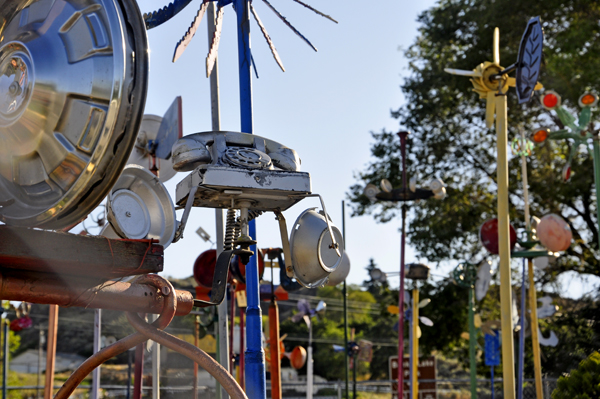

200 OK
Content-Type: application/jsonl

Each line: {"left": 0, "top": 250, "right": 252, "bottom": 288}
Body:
{"left": 235, "top": 1, "right": 265, "bottom": 398}
{"left": 517, "top": 258, "right": 526, "bottom": 399}
{"left": 491, "top": 367, "right": 494, "bottom": 399}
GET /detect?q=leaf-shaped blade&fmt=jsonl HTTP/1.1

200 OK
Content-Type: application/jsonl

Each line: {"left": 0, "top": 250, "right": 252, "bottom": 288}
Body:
{"left": 250, "top": 3, "right": 285, "bottom": 71}
{"left": 206, "top": 5, "right": 225, "bottom": 77}
{"left": 262, "top": 0, "right": 317, "bottom": 52}
{"left": 486, "top": 90, "right": 496, "bottom": 129}
{"left": 445, "top": 68, "right": 482, "bottom": 77}
{"left": 291, "top": 0, "right": 338, "bottom": 23}
{"left": 419, "top": 316, "right": 434, "bottom": 327}
{"left": 493, "top": 27, "right": 500, "bottom": 65}
{"left": 579, "top": 106, "right": 591, "bottom": 128}
{"left": 173, "top": 2, "right": 209, "bottom": 62}
{"left": 555, "top": 107, "right": 579, "bottom": 132}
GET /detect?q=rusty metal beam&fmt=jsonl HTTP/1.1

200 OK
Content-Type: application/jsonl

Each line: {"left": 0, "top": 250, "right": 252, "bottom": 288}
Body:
{"left": 0, "top": 226, "right": 163, "bottom": 278}
{"left": 0, "top": 271, "right": 194, "bottom": 316}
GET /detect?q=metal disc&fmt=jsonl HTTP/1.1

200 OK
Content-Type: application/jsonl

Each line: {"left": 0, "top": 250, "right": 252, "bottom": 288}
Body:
{"left": 108, "top": 189, "right": 151, "bottom": 239}
{"left": 128, "top": 115, "right": 179, "bottom": 183}
{"left": 0, "top": 0, "right": 149, "bottom": 229}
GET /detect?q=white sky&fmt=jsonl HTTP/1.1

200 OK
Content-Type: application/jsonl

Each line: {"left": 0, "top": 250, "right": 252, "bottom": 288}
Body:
{"left": 89, "top": 0, "right": 598, "bottom": 300}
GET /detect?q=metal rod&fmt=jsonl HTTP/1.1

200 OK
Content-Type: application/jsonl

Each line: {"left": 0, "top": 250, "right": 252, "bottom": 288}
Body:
{"left": 517, "top": 259, "right": 526, "bottom": 399}
{"left": 307, "top": 320, "right": 313, "bottom": 399}
{"left": 127, "top": 349, "right": 133, "bottom": 399}
{"left": 206, "top": 2, "right": 229, "bottom": 395}
{"left": 408, "top": 301, "right": 413, "bottom": 399}
{"left": 468, "top": 287, "right": 477, "bottom": 399}
{"left": 37, "top": 329, "right": 43, "bottom": 399}
{"left": 528, "top": 260, "right": 543, "bottom": 399}
{"left": 132, "top": 343, "right": 144, "bottom": 399}
{"left": 0, "top": 271, "right": 194, "bottom": 316}
{"left": 593, "top": 136, "right": 600, "bottom": 250}
{"left": 152, "top": 314, "right": 161, "bottom": 399}
{"left": 92, "top": 309, "right": 101, "bottom": 399}
{"left": 495, "top": 93, "right": 516, "bottom": 399}
{"left": 240, "top": 307, "right": 245, "bottom": 390}
{"left": 342, "top": 200, "right": 349, "bottom": 399}
{"left": 491, "top": 366, "right": 495, "bottom": 399}
{"left": 397, "top": 131, "right": 409, "bottom": 399}
{"left": 2, "top": 320, "right": 7, "bottom": 399}
{"left": 44, "top": 305, "right": 58, "bottom": 399}
{"left": 411, "top": 288, "right": 418, "bottom": 399}
{"left": 269, "top": 300, "right": 281, "bottom": 399}
{"left": 194, "top": 316, "right": 199, "bottom": 399}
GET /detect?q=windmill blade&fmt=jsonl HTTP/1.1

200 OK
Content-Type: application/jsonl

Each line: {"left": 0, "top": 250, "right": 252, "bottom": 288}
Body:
{"left": 290, "top": 0, "right": 338, "bottom": 23}
{"left": 445, "top": 68, "right": 482, "bottom": 77}
{"left": 419, "top": 316, "right": 433, "bottom": 327}
{"left": 493, "top": 27, "right": 500, "bottom": 65}
{"left": 486, "top": 91, "right": 496, "bottom": 129}
{"left": 206, "top": 5, "right": 225, "bottom": 77}
{"left": 173, "top": 2, "right": 209, "bottom": 62}
{"left": 262, "top": 0, "right": 318, "bottom": 52}
{"left": 507, "top": 77, "right": 516, "bottom": 87}
{"left": 250, "top": 3, "right": 285, "bottom": 72}
{"left": 418, "top": 298, "right": 431, "bottom": 308}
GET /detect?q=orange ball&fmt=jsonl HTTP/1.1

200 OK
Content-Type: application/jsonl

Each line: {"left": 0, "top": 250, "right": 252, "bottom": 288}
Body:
{"left": 537, "top": 214, "right": 572, "bottom": 252}
{"left": 290, "top": 346, "right": 307, "bottom": 370}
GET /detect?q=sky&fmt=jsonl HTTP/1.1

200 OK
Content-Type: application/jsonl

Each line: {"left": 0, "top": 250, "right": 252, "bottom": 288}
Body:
{"left": 87, "top": 0, "right": 597, "bottom": 299}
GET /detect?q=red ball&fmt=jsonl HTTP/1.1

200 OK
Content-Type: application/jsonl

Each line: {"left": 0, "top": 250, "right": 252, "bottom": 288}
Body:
{"left": 479, "top": 218, "right": 517, "bottom": 255}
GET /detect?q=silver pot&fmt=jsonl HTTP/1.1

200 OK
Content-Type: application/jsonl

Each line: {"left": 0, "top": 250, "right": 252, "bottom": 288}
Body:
{"left": 326, "top": 251, "right": 351, "bottom": 286}
{"left": 290, "top": 208, "right": 344, "bottom": 288}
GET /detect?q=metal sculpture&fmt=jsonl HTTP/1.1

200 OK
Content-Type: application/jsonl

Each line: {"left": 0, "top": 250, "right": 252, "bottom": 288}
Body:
{"left": 532, "top": 90, "right": 600, "bottom": 250}
{"left": 445, "top": 18, "right": 544, "bottom": 398}
{"left": 363, "top": 131, "right": 446, "bottom": 399}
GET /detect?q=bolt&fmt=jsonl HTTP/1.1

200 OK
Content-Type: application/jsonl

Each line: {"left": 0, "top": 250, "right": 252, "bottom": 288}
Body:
{"left": 125, "top": 211, "right": 131, "bottom": 217}
{"left": 162, "top": 286, "right": 171, "bottom": 296}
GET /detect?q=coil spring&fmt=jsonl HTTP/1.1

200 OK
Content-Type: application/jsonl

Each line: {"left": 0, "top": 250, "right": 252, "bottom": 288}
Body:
{"left": 224, "top": 208, "right": 237, "bottom": 250}
{"left": 234, "top": 210, "right": 264, "bottom": 233}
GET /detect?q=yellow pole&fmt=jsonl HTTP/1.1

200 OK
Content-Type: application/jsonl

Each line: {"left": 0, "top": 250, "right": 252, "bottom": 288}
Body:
{"left": 528, "top": 260, "right": 543, "bottom": 398}
{"left": 412, "top": 289, "right": 418, "bottom": 399}
{"left": 495, "top": 93, "right": 516, "bottom": 399}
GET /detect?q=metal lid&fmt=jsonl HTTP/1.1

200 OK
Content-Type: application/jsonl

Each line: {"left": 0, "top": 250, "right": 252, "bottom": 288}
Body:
{"left": 106, "top": 165, "right": 176, "bottom": 248}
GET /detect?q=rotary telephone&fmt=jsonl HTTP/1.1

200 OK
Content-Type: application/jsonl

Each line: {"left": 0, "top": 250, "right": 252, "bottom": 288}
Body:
{"left": 172, "top": 131, "right": 312, "bottom": 212}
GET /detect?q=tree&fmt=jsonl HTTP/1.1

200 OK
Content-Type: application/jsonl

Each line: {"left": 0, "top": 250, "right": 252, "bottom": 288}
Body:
{"left": 348, "top": 0, "right": 600, "bottom": 280}
{"left": 552, "top": 351, "right": 600, "bottom": 399}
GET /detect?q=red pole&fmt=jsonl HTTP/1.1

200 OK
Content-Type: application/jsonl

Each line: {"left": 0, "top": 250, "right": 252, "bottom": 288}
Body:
{"left": 397, "top": 131, "right": 409, "bottom": 399}
{"left": 133, "top": 313, "right": 146, "bottom": 399}
{"left": 194, "top": 316, "right": 199, "bottom": 399}
{"left": 269, "top": 301, "right": 282, "bottom": 399}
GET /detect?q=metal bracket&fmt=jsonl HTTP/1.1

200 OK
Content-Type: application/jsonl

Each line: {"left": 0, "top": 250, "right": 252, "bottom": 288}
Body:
{"left": 173, "top": 185, "right": 198, "bottom": 242}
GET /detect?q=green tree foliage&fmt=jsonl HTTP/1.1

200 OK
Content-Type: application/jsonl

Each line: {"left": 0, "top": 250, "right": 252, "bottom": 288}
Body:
{"left": 347, "top": 0, "right": 600, "bottom": 279}
{"left": 552, "top": 351, "right": 600, "bottom": 399}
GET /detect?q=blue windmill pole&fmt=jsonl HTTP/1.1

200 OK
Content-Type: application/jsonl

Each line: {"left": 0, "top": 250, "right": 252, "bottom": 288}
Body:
{"left": 234, "top": 0, "right": 266, "bottom": 398}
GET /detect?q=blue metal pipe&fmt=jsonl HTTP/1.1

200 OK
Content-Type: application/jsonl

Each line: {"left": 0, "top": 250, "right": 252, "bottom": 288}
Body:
{"left": 235, "top": 1, "right": 265, "bottom": 398}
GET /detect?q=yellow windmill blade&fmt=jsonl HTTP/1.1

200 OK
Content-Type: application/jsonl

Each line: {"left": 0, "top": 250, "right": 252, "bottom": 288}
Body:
{"left": 493, "top": 27, "right": 500, "bottom": 65}
{"left": 445, "top": 68, "right": 482, "bottom": 77}
{"left": 507, "top": 77, "right": 516, "bottom": 87}
{"left": 486, "top": 91, "right": 496, "bottom": 128}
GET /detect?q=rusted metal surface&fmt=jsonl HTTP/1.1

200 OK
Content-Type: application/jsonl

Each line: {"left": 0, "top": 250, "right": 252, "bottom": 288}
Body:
{"left": 55, "top": 275, "right": 177, "bottom": 399}
{"left": 55, "top": 275, "right": 247, "bottom": 399}
{"left": 0, "top": 225, "right": 163, "bottom": 278}
{"left": 0, "top": 271, "right": 193, "bottom": 316}
{"left": 127, "top": 311, "right": 247, "bottom": 399}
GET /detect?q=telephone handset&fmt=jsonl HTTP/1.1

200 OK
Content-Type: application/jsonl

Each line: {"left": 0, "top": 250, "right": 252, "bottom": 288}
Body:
{"left": 172, "top": 131, "right": 301, "bottom": 172}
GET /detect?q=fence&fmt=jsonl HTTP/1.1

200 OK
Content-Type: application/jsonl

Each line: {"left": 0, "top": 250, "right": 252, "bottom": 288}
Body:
{"left": 2, "top": 379, "right": 559, "bottom": 399}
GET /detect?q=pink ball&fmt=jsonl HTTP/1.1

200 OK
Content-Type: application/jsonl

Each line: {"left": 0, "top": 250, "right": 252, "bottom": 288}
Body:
{"left": 537, "top": 214, "right": 572, "bottom": 252}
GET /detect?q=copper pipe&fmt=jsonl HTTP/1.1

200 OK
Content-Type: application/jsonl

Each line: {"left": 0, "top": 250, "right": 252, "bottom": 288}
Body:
{"left": 44, "top": 305, "right": 58, "bottom": 399}
{"left": 126, "top": 312, "right": 247, "bottom": 399}
{"left": 0, "top": 270, "right": 193, "bottom": 316}
{"left": 54, "top": 276, "right": 177, "bottom": 399}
